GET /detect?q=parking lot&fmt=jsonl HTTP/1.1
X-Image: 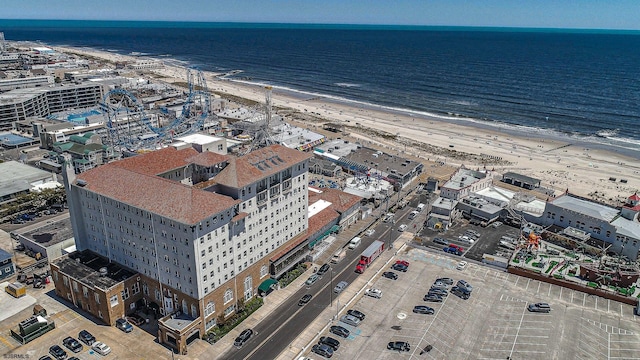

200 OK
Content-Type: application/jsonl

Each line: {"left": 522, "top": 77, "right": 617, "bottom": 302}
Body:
{"left": 419, "top": 219, "right": 520, "bottom": 262}
{"left": 301, "top": 247, "right": 640, "bottom": 360}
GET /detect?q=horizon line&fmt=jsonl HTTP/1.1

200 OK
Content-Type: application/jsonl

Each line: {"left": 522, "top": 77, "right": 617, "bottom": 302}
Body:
{"left": 1, "top": 19, "right": 640, "bottom": 33}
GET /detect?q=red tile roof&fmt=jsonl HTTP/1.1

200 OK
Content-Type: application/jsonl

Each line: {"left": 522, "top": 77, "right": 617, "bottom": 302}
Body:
{"left": 629, "top": 193, "right": 640, "bottom": 201}
{"left": 215, "top": 144, "right": 312, "bottom": 188}
{"left": 113, "top": 147, "right": 197, "bottom": 175}
{"left": 77, "top": 166, "right": 239, "bottom": 224}
{"left": 308, "top": 187, "right": 362, "bottom": 213}
{"left": 187, "top": 151, "right": 229, "bottom": 167}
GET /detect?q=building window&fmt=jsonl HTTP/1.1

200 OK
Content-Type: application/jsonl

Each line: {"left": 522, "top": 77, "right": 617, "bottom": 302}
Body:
{"left": 244, "top": 276, "right": 253, "bottom": 301}
{"left": 223, "top": 288, "right": 233, "bottom": 304}
{"left": 110, "top": 294, "right": 119, "bottom": 307}
{"left": 205, "top": 301, "right": 215, "bottom": 316}
{"left": 224, "top": 305, "right": 235, "bottom": 317}
{"left": 132, "top": 282, "right": 140, "bottom": 295}
{"left": 94, "top": 293, "right": 100, "bottom": 304}
{"left": 191, "top": 304, "right": 197, "bottom": 318}
{"left": 83, "top": 286, "right": 89, "bottom": 298}
{"left": 260, "top": 265, "right": 268, "bottom": 278}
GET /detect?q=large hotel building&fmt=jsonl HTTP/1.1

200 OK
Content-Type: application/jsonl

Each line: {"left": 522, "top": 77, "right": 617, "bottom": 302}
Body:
{"left": 51, "top": 136, "right": 320, "bottom": 353}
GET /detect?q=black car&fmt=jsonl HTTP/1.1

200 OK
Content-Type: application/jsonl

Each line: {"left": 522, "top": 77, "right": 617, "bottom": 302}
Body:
{"left": 391, "top": 263, "right": 408, "bottom": 272}
{"left": 68, "top": 358, "right": 80, "bottom": 360}
{"left": 78, "top": 330, "right": 96, "bottom": 345}
{"left": 233, "top": 328, "right": 253, "bottom": 347}
{"left": 319, "top": 336, "right": 340, "bottom": 351}
{"left": 451, "top": 286, "right": 470, "bottom": 300}
{"left": 382, "top": 271, "right": 398, "bottom": 280}
{"left": 413, "top": 305, "right": 435, "bottom": 314}
{"left": 312, "top": 344, "right": 334, "bottom": 358}
{"left": 387, "top": 341, "right": 411, "bottom": 351}
{"left": 436, "top": 277, "right": 454, "bottom": 285}
{"left": 62, "top": 336, "right": 83, "bottom": 353}
{"left": 330, "top": 325, "right": 350, "bottom": 338}
{"left": 317, "top": 263, "right": 330, "bottom": 276}
{"left": 38, "top": 357, "right": 53, "bottom": 360}
{"left": 298, "top": 293, "right": 313, "bottom": 306}
{"left": 428, "top": 288, "right": 448, "bottom": 297}
{"left": 49, "top": 345, "right": 67, "bottom": 360}
{"left": 423, "top": 293, "right": 443, "bottom": 302}
{"left": 347, "top": 309, "right": 366, "bottom": 321}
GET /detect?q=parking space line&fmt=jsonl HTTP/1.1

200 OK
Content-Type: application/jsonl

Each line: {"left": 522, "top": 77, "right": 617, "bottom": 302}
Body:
{"left": 583, "top": 293, "right": 586, "bottom": 306}
{"left": 536, "top": 281, "right": 541, "bottom": 294}
{"left": 507, "top": 305, "right": 528, "bottom": 359}
{"left": 548, "top": 284, "right": 552, "bottom": 296}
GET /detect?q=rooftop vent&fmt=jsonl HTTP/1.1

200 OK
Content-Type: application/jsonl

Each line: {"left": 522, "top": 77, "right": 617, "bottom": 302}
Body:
{"left": 99, "top": 267, "right": 108, "bottom": 277}
{"left": 76, "top": 179, "right": 87, "bottom": 187}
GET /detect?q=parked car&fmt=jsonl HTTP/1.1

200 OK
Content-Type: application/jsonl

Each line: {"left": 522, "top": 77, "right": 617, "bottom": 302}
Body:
{"left": 433, "top": 237, "right": 448, "bottom": 245}
{"left": 387, "top": 341, "right": 411, "bottom": 351}
{"left": 340, "top": 314, "right": 361, "bottom": 327}
{"left": 305, "top": 274, "right": 320, "bottom": 286}
{"left": 347, "top": 309, "right": 366, "bottom": 321}
{"left": 49, "top": 345, "right": 67, "bottom": 360}
{"left": 456, "top": 261, "right": 468, "bottom": 270}
{"left": 298, "top": 294, "right": 313, "bottom": 306}
{"left": 330, "top": 325, "right": 350, "bottom": 338}
{"left": 62, "top": 336, "right": 83, "bottom": 353}
{"left": 413, "top": 305, "right": 435, "bottom": 314}
{"left": 443, "top": 247, "right": 462, "bottom": 256}
{"left": 435, "top": 277, "right": 454, "bottom": 285}
{"left": 431, "top": 282, "right": 448, "bottom": 290}
{"left": 91, "top": 342, "right": 112, "bottom": 356}
{"left": 427, "top": 288, "right": 448, "bottom": 297}
{"left": 333, "top": 281, "right": 348, "bottom": 294}
{"left": 364, "top": 288, "right": 382, "bottom": 299}
{"left": 528, "top": 303, "right": 551, "bottom": 313}
{"left": 312, "top": 344, "right": 334, "bottom": 358}
{"left": 398, "top": 224, "right": 408, "bottom": 232}
{"left": 382, "top": 213, "right": 395, "bottom": 223}
{"left": 115, "top": 318, "right": 133, "bottom": 333}
{"left": 38, "top": 356, "right": 53, "bottom": 360}
{"left": 317, "top": 263, "right": 330, "bottom": 276}
{"left": 451, "top": 286, "right": 471, "bottom": 300}
{"left": 408, "top": 210, "right": 419, "bottom": 219}
{"left": 492, "top": 221, "right": 503, "bottom": 228}
{"left": 233, "top": 328, "right": 254, "bottom": 347}
{"left": 423, "top": 294, "right": 443, "bottom": 302}
{"left": 382, "top": 271, "right": 398, "bottom": 280}
{"left": 457, "top": 279, "right": 473, "bottom": 292}
{"left": 78, "top": 330, "right": 95, "bottom": 345}
{"left": 391, "top": 263, "right": 408, "bottom": 272}
{"left": 395, "top": 260, "right": 410, "bottom": 267}
{"left": 365, "top": 229, "right": 375, "bottom": 236}
{"left": 319, "top": 336, "right": 340, "bottom": 351}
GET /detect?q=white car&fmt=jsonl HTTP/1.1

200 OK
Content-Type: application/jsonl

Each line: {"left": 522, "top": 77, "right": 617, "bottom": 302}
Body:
{"left": 456, "top": 261, "right": 468, "bottom": 270}
{"left": 398, "top": 224, "right": 408, "bottom": 232}
{"left": 365, "top": 229, "right": 376, "bottom": 236}
{"left": 364, "top": 288, "right": 382, "bottom": 299}
{"left": 92, "top": 341, "right": 112, "bottom": 356}
{"left": 305, "top": 274, "right": 319, "bottom": 286}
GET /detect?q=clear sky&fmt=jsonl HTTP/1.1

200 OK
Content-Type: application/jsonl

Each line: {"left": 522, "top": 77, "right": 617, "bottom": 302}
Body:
{"left": 3, "top": 0, "right": 640, "bottom": 30}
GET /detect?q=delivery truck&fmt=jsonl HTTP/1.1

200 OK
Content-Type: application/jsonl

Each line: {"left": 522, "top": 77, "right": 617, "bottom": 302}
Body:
{"left": 355, "top": 240, "right": 385, "bottom": 274}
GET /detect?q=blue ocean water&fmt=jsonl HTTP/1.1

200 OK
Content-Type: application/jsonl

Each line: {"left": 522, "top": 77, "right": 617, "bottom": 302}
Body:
{"left": 3, "top": 20, "right": 640, "bottom": 154}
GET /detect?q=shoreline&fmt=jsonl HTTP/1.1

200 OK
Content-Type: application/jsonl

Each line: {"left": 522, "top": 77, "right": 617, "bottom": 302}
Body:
{"left": 52, "top": 45, "right": 640, "bottom": 204}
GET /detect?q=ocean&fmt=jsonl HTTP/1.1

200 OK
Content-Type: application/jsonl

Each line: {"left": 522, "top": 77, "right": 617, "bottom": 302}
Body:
{"left": 2, "top": 20, "right": 640, "bottom": 155}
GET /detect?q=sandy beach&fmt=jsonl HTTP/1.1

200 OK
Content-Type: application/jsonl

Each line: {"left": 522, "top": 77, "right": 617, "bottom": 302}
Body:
{"left": 58, "top": 46, "right": 640, "bottom": 205}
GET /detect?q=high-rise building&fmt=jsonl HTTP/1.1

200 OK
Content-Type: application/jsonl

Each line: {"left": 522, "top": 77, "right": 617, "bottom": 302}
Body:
{"left": 51, "top": 139, "right": 312, "bottom": 352}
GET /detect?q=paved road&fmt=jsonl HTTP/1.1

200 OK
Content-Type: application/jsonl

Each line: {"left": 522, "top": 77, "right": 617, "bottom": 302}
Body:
{"left": 220, "top": 200, "right": 415, "bottom": 360}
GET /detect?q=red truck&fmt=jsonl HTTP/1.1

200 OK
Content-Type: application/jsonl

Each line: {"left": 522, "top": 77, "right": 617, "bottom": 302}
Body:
{"left": 355, "top": 240, "right": 385, "bottom": 274}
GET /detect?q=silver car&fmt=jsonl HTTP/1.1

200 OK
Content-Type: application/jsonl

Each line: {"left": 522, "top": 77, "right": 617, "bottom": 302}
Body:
{"left": 340, "top": 314, "right": 361, "bottom": 327}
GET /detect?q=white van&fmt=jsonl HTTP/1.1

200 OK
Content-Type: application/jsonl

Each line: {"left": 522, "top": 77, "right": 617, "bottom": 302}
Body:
{"left": 417, "top": 203, "right": 426, "bottom": 212}
{"left": 348, "top": 237, "right": 362, "bottom": 249}
{"left": 331, "top": 249, "right": 347, "bottom": 264}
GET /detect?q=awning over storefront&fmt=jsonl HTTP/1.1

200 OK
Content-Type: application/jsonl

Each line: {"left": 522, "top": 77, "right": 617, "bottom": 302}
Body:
{"left": 258, "top": 278, "right": 278, "bottom": 294}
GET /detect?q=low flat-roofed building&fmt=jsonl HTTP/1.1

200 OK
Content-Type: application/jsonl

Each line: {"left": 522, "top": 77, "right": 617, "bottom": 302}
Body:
{"left": 0, "top": 161, "right": 56, "bottom": 204}
{"left": 0, "top": 248, "right": 16, "bottom": 281}
{"left": 501, "top": 171, "right": 541, "bottom": 189}
{"left": 50, "top": 250, "right": 139, "bottom": 326}
{"left": 440, "top": 167, "right": 492, "bottom": 201}
{"left": 13, "top": 217, "right": 75, "bottom": 261}
{"left": 540, "top": 193, "right": 640, "bottom": 260}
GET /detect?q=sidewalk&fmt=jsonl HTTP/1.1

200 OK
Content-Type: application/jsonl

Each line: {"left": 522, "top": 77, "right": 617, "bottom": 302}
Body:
{"left": 277, "top": 233, "right": 413, "bottom": 360}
